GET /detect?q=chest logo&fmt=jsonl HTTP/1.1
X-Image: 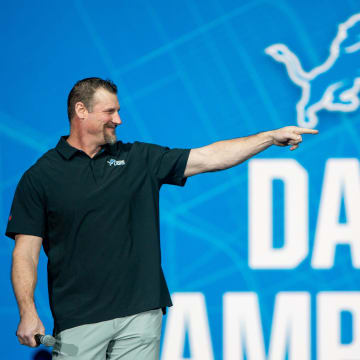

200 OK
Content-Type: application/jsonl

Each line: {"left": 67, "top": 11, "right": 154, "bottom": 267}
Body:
{"left": 107, "top": 159, "right": 126, "bottom": 166}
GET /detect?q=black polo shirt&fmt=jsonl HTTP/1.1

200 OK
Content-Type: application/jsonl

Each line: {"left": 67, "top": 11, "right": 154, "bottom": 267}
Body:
{"left": 6, "top": 136, "right": 190, "bottom": 335}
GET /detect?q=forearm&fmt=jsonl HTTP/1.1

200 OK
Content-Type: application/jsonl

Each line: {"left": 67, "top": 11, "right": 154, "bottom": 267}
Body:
{"left": 185, "top": 126, "right": 317, "bottom": 177}
{"left": 11, "top": 252, "right": 38, "bottom": 317}
{"left": 204, "top": 130, "right": 274, "bottom": 171}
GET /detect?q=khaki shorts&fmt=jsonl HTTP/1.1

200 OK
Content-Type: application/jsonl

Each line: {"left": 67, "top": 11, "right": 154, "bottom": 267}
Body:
{"left": 52, "top": 308, "right": 163, "bottom": 360}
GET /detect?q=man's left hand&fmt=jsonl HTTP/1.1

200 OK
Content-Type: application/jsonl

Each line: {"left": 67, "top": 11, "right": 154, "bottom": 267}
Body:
{"left": 271, "top": 126, "right": 319, "bottom": 151}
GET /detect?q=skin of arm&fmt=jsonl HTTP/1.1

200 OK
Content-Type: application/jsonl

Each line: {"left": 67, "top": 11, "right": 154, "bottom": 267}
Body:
{"left": 12, "top": 234, "right": 45, "bottom": 347}
{"left": 184, "top": 126, "right": 318, "bottom": 177}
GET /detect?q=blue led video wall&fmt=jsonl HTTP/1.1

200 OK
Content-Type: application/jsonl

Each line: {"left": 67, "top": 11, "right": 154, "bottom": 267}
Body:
{"left": 1, "top": 1, "right": 360, "bottom": 359}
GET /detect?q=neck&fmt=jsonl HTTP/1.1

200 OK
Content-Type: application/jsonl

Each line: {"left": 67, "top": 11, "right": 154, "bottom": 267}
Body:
{"left": 66, "top": 130, "right": 102, "bottom": 159}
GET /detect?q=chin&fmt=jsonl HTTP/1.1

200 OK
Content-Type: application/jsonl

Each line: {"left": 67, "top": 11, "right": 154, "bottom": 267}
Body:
{"left": 103, "top": 127, "right": 117, "bottom": 145}
{"left": 104, "top": 134, "right": 117, "bottom": 145}
{"left": 108, "top": 137, "right": 117, "bottom": 145}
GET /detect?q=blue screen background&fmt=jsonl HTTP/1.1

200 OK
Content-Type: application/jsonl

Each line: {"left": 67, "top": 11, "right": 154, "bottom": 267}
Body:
{"left": 1, "top": 1, "right": 360, "bottom": 359}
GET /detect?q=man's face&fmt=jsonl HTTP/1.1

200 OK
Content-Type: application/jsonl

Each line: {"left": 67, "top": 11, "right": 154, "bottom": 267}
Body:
{"left": 85, "top": 88, "right": 122, "bottom": 145}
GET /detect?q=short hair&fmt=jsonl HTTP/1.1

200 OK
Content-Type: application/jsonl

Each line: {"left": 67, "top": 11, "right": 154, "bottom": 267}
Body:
{"left": 67, "top": 77, "right": 117, "bottom": 122}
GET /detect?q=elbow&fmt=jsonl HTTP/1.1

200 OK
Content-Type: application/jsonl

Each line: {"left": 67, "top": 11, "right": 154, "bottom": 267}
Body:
{"left": 208, "top": 158, "right": 239, "bottom": 172}
{"left": 12, "top": 249, "right": 38, "bottom": 269}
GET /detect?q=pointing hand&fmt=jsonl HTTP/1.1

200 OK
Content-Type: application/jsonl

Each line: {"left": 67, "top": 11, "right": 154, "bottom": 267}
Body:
{"left": 271, "top": 126, "right": 319, "bottom": 151}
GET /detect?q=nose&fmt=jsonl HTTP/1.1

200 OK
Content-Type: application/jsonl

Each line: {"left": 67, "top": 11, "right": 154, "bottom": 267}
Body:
{"left": 112, "top": 112, "right": 122, "bottom": 125}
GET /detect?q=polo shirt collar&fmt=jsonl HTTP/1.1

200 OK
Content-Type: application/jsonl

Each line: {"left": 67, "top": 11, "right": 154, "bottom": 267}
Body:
{"left": 56, "top": 135, "right": 117, "bottom": 160}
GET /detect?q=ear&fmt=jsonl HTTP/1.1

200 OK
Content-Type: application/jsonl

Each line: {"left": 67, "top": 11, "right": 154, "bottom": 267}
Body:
{"left": 74, "top": 101, "right": 88, "bottom": 120}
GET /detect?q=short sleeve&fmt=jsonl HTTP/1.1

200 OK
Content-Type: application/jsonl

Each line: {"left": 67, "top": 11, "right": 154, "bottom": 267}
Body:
{"left": 5, "top": 170, "right": 46, "bottom": 240}
{"left": 136, "top": 142, "right": 191, "bottom": 187}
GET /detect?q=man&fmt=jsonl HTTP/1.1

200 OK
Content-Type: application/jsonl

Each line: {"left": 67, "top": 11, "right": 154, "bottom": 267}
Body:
{"left": 6, "top": 77, "right": 318, "bottom": 359}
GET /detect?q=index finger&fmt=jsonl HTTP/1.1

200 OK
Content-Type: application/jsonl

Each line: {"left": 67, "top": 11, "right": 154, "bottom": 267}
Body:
{"left": 295, "top": 127, "right": 319, "bottom": 134}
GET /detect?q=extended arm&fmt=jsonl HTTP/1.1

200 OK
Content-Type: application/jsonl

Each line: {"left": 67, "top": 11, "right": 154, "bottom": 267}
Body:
{"left": 184, "top": 126, "right": 318, "bottom": 177}
{"left": 12, "top": 234, "right": 45, "bottom": 347}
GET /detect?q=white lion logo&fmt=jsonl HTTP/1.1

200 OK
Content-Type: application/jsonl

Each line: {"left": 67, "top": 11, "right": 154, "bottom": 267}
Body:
{"left": 266, "top": 13, "right": 360, "bottom": 128}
